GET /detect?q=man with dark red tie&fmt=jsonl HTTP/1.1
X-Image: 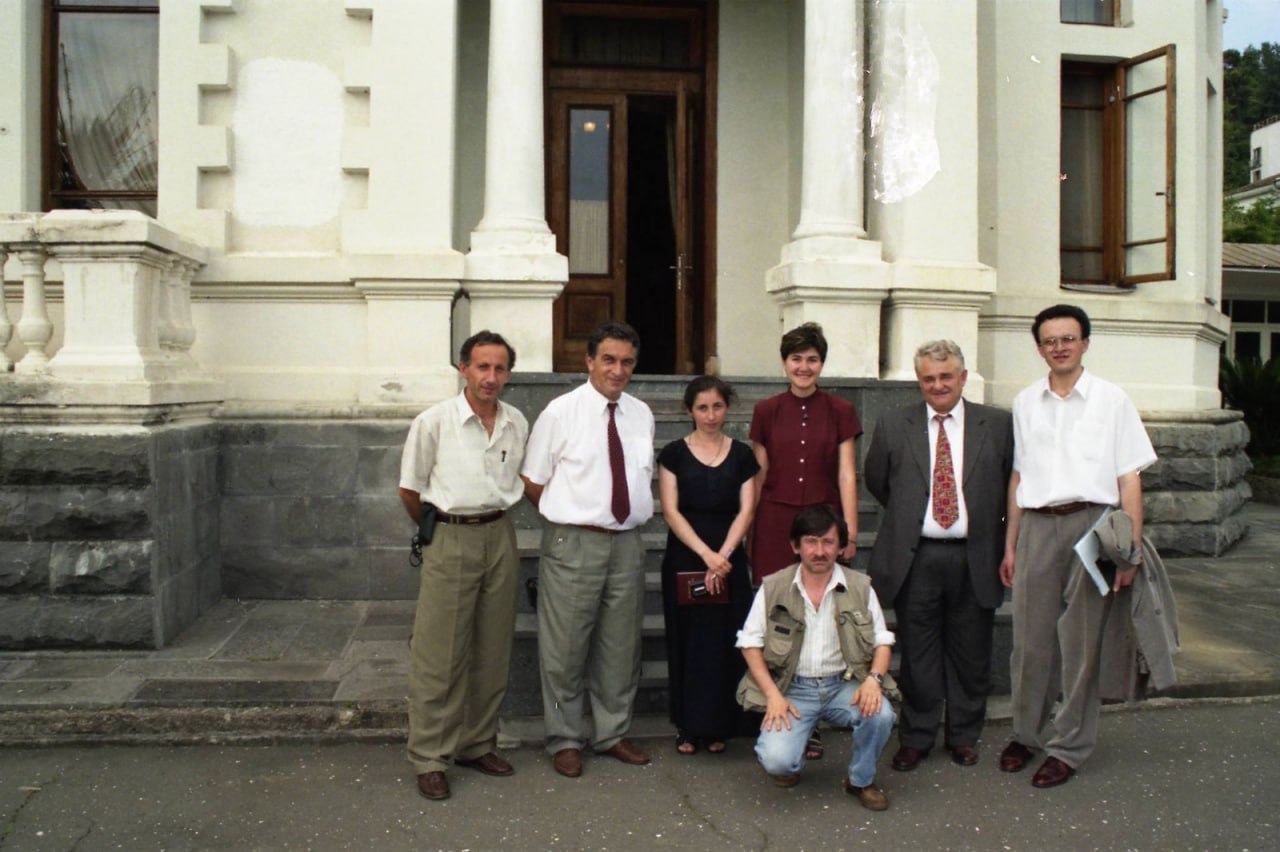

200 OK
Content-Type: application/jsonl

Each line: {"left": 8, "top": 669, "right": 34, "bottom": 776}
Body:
{"left": 521, "top": 320, "right": 656, "bottom": 778}
{"left": 864, "top": 340, "right": 1012, "bottom": 773}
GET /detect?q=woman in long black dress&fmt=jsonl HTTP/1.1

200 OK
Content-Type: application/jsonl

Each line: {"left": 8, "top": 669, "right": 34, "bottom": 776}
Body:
{"left": 658, "top": 376, "right": 759, "bottom": 754}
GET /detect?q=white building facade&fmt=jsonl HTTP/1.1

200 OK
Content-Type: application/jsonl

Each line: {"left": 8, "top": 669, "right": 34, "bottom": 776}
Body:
{"left": 0, "top": 0, "right": 1245, "bottom": 648}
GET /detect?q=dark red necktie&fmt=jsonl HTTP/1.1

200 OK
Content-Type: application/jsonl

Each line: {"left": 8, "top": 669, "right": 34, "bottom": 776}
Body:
{"left": 608, "top": 402, "right": 630, "bottom": 524}
{"left": 932, "top": 414, "right": 959, "bottom": 529}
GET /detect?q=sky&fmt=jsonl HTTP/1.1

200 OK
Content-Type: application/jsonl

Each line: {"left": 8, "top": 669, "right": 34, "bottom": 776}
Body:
{"left": 1223, "top": 0, "right": 1280, "bottom": 51}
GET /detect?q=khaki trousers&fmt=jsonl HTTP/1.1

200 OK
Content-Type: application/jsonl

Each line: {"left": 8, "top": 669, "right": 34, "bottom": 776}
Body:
{"left": 407, "top": 516, "right": 518, "bottom": 774}
{"left": 536, "top": 523, "right": 645, "bottom": 755}
{"left": 1009, "top": 507, "right": 1115, "bottom": 768}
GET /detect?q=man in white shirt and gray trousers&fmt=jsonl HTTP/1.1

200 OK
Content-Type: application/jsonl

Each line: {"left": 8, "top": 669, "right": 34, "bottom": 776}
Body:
{"left": 398, "top": 331, "right": 528, "bottom": 802}
{"left": 998, "top": 304, "right": 1157, "bottom": 789}
{"left": 521, "top": 320, "right": 656, "bottom": 778}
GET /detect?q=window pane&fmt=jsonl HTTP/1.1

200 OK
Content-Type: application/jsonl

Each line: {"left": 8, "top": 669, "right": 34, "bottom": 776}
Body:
{"left": 1233, "top": 300, "right": 1265, "bottom": 322}
{"left": 1235, "top": 331, "right": 1262, "bottom": 361}
{"left": 1271, "top": 333, "right": 1280, "bottom": 364}
{"left": 558, "top": 15, "right": 691, "bottom": 68}
{"left": 55, "top": 12, "right": 158, "bottom": 202}
{"left": 1062, "top": 250, "right": 1104, "bottom": 283}
{"left": 1061, "top": 71, "right": 1104, "bottom": 282}
{"left": 1061, "top": 0, "right": 1113, "bottom": 25}
{"left": 1123, "top": 52, "right": 1171, "bottom": 280}
{"left": 569, "top": 109, "right": 611, "bottom": 275}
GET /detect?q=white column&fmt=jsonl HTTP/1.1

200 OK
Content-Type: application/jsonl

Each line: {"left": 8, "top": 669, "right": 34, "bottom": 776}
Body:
{"left": 14, "top": 246, "right": 52, "bottom": 374}
{"left": 792, "top": 0, "right": 864, "bottom": 244}
{"left": 464, "top": 0, "right": 566, "bottom": 372}
{"left": 766, "top": 0, "right": 887, "bottom": 378}
{"left": 0, "top": 247, "right": 12, "bottom": 372}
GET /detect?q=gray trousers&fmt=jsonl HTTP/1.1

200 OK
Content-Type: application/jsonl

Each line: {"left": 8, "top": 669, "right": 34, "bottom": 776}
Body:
{"left": 407, "top": 516, "right": 518, "bottom": 774}
{"left": 1009, "top": 507, "right": 1115, "bottom": 768}
{"left": 537, "top": 523, "right": 645, "bottom": 755}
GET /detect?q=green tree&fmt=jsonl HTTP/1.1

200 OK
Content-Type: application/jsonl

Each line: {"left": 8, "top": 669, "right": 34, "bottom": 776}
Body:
{"left": 1224, "top": 196, "right": 1280, "bottom": 243}
{"left": 1224, "top": 42, "right": 1280, "bottom": 191}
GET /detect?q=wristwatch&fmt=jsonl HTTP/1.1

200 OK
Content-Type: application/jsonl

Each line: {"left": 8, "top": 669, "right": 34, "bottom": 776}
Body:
{"left": 868, "top": 672, "right": 884, "bottom": 686}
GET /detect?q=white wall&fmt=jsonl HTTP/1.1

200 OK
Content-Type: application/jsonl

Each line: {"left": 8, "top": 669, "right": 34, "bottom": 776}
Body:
{"left": 979, "top": 0, "right": 1227, "bottom": 410}
{"left": 714, "top": 0, "right": 801, "bottom": 378}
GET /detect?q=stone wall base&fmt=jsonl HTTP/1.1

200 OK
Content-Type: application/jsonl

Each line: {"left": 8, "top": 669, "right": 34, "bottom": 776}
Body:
{"left": 1143, "top": 410, "right": 1251, "bottom": 556}
{"left": 0, "top": 414, "right": 221, "bottom": 649}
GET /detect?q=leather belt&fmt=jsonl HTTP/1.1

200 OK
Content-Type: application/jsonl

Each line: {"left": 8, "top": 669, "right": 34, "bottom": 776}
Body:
{"left": 920, "top": 537, "right": 967, "bottom": 545}
{"left": 572, "top": 523, "right": 624, "bottom": 536}
{"left": 1027, "top": 501, "right": 1096, "bottom": 516}
{"left": 437, "top": 509, "right": 506, "bottom": 525}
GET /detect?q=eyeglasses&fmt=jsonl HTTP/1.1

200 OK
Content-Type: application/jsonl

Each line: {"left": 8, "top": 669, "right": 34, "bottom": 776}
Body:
{"left": 1039, "top": 335, "right": 1079, "bottom": 350}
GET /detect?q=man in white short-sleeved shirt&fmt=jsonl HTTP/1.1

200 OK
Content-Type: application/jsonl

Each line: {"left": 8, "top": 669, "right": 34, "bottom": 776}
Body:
{"left": 397, "top": 331, "right": 527, "bottom": 802}
{"left": 997, "top": 305, "right": 1157, "bottom": 789}
{"left": 521, "top": 320, "right": 655, "bottom": 779}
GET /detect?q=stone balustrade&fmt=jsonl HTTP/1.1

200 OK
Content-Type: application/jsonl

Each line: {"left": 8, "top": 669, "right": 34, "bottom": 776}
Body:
{"left": 0, "top": 210, "right": 221, "bottom": 408}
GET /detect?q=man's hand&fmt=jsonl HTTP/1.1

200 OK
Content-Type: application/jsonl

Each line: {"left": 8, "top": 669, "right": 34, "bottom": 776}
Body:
{"left": 852, "top": 676, "right": 882, "bottom": 717}
{"left": 839, "top": 541, "right": 857, "bottom": 564}
{"left": 999, "top": 550, "right": 1016, "bottom": 588}
{"left": 1113, "top": 563, "right": 1138, "bottom": 591}
{"left": 761, "top": 693, "right": 802, "bottom": 731}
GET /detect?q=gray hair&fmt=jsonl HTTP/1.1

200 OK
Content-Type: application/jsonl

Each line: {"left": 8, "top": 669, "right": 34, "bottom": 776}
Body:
{"left": 914, "top": 339, "right": 966, "bottom": 371}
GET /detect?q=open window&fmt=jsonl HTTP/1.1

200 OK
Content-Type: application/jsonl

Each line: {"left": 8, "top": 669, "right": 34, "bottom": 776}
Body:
{"left": 1060, "top": 45, "right": 1176, "bottom": 287}
{"left": 43, "top": 0, "right": 159, "bottom": 216}
{"left": 1061, "top": 0, "right": 1119, "bottom": 26}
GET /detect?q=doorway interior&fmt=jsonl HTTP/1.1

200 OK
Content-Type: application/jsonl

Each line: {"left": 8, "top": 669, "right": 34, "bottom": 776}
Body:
{"left": 545, "top": 0, "right": 716, "bottom": 375}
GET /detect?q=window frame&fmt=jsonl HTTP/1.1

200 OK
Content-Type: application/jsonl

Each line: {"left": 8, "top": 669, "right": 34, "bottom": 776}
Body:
{"left": 1061, "top": 0, "right": 1120, "bottom": 27}
{"left": 41, "top": 0, "right": 160, "bottom": 213}
{"left": 1060, "top": 45, "right": 1176, "bottom": 288}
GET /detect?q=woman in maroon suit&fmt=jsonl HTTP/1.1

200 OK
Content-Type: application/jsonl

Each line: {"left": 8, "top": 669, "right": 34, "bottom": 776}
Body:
{"left": 749, "top": 321, "right": 862, "bottom": 582}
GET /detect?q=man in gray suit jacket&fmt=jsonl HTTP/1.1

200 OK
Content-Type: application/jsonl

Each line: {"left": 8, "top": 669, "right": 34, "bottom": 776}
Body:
{"left": 864, "top": 340, "right": 1013, "bottom": 772}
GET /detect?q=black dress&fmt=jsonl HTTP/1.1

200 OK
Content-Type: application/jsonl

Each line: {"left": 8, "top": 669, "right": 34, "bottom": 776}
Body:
{"left": 658, "top": 438, "right": 759, "bottom": 741}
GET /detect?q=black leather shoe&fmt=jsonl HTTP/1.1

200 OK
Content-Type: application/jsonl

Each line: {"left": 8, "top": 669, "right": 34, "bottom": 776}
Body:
{"left": 456, "top": 752, "right": 514, "bottom": 777}
{"left": 1000, "top": 741, "right": 1033, "bottom": 773}
{"left": 891, "top": 746, "right": 929, "bottom": 771}
{"left": 416, "top": 771, "right": 450, "bottom": 801}
{"left": 1031, "top": 756, "right": 1075, "bottom": 788}
{"left": 948, "top": 745, "right": 979, "bottom": 766}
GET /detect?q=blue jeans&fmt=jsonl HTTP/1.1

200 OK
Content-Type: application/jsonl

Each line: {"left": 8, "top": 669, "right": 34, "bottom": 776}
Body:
{"left": 755, "top": 675, "right": 896, "bottom": 787}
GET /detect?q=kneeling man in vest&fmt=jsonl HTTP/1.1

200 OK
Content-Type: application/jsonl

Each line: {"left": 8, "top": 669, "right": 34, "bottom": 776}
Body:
{"left": 736, "top": 503, "right": 898, "bottom": 811}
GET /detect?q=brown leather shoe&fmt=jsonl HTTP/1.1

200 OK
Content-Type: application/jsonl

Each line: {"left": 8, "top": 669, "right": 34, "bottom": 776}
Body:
{"left": 771, "top": 773, "right": 801, "bottom": 788}
{"left": 948, "top": 745, "right": 980, "bottom": 766}
{"left": 843, "top": 778, "right": 889, "bottom": 811}
{"left": 456, "top": 752, "right": 514, "bottom": 777}
{"left": 416, "top": 771, "right": 450, "bottom": 801}
{"left": 598, "top": 739, "right": 651, "bottom": 765}
{"left": 552, "top": 748, "right": 583, "bottom": 778}
{"left": 891, "top": 746, "right": 928, "bottom": 771}
{"left": 1031, "top": 756, "right": 1075, "bottom": 788}
{"left": 1000, "top": 741, "right": 1033, "bottom": 773}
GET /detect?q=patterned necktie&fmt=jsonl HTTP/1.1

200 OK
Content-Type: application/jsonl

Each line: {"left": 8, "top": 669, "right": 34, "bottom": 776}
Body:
{"left": 932, "top": 414, "right": 958, "bottom": 529}
{"left": 607, "top": 402, "right": 630, "bottom": 524}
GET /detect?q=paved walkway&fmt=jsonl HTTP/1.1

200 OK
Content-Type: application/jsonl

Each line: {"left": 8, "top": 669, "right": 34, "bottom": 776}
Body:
{"left": 2, "top": 503, "right": 1278, "bottom": 746}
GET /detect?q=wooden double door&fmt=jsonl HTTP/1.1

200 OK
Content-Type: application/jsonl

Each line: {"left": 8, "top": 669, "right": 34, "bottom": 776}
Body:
{"left": 546, "top": 2, "right": 714, "bottom": 375}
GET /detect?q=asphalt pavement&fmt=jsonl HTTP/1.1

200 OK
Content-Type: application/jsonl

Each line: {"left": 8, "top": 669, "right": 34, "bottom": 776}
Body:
{"left": 1, "top": 697, "right": 1276, "bottom": 851}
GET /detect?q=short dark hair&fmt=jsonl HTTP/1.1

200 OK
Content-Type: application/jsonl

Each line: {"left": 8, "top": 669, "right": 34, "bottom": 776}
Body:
{"left": 780, "top": 322, "right": 828, "bottom": 362}
{"left": 682, "top": 375, "right": 737, "bottom": 411}
{"left": 587, "top": 320, "right": 641, "bottom": 358}
{"left": 459, "top": 330, "right": 516, "bottom": 369}
{"left": 788, "top": 503, "right": 848, "bottom": 549}
{"left": 1031, "top": 304, "right": 1091, "bottom": 343}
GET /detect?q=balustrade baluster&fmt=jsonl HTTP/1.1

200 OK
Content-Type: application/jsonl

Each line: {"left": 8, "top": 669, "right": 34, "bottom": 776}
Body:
{"left": 15, "top": 247, "right": 52, "bottom": 374}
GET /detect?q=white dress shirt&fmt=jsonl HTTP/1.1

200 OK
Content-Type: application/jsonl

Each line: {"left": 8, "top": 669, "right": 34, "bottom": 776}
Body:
{"left": 736, "top": 565, "right": 895, "bottom": 677}
{"left": 921, "top": 398, "right": 969, "bottom": 539}
{"left": 521, "top": 381, "right": 655, "bottom": 530}
{"left": 1012, "top": 370, "right": 1157, "bottom": 509}
{"left": 399, "top": 392, "right": 529, "bottom": 514}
